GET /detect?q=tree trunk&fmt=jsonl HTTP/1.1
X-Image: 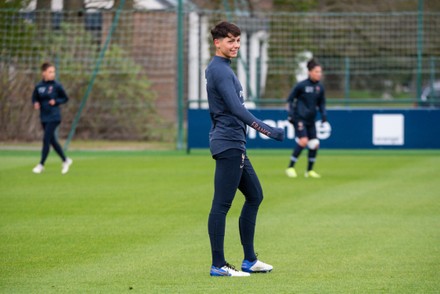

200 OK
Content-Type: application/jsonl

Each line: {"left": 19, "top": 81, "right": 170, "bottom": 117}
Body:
{"left": 63, "top": 0, "right": 83, "bottom": 11}
{"left": 36, "top": 0, "right": 51, "bottom": 9}
{"left": 36, "top": 0, "right": 51, "bottom": 30}
{"left": 63, "top": 0, "right": 84, "bottom": 23}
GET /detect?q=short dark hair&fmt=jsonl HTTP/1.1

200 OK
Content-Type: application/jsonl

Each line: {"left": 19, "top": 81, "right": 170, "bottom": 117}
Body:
{"left": 307, "top": 58, "right": 321, "bottom": 71}
{"left": 211, "top": 21, "right": 241, "bottom": 40}
{"left": 41, "top": 62, "right": 54, "bottom": 72}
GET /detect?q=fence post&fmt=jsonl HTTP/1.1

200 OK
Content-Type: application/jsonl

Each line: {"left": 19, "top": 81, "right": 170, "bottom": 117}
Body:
{"left": 344, "top": 56, "right": 350, "bottom": 106}
{"left": 431, "top": 56, "right": 437, "bottom": 106}
{"left": 176, "top": 0, "right": 184, "bottom": 150}
{"left": 416, "top": 0, "right": 424, "bottom": 106}
{"left": 256, "top": 55, "right": 261, "bottom": 101}
{"left": 63, "top": 0, "right": 126, "bottom": 151}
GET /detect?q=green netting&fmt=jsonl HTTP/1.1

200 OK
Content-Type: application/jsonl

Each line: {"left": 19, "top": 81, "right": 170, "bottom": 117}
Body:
{"left": 185, "top": 10, "right": 439, "bottom": 106}
{"left": 1, "top": 8, "right": 439, "bottom": 141}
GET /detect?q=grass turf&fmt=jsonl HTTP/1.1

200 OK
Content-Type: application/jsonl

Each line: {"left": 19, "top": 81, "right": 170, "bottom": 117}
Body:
{"left": 1, "top": 149, "right": 439, "bottom": 293}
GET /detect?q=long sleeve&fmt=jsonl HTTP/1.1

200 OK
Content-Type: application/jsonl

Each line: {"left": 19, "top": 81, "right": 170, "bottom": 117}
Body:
{"left": 286, "top": 85, "right": 299, "bottom": 104}
{"left": 31, "top": 87, "right": 39, "bottom": 104}
{"left": 318, "top": 87, "right": 327, "bottom": 121}
{"left": 286, "top": 85, "right": 299, "bottom": 117}
{"left": 216, "top": 75, "right": 284, "bottom": 141}
{"left": 55, "top": 83, "right": 69, "bottom": 105}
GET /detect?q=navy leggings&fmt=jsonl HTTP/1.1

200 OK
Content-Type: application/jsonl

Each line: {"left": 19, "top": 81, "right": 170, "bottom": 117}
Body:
{"left": 208, "top": 148, "right": 263, "bottom": 267}
{"left": 40, "top": 121, "right": 66, "bottom": 165}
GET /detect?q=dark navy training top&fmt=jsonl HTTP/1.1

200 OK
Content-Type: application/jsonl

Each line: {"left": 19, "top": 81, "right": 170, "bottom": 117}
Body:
{"left": 205, "top": 56, "right": 284, "bottom": 156}
{"left": 32, "top": 80, "right": 69, "bottom": 123}
{"left": 286, "top": 78, "right": 327, "bottom": 124}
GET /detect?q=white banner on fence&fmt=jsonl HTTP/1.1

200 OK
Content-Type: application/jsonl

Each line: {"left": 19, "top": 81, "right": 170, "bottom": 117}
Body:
{"left": 372, "top": 114, "right": 404, "bottom": 145}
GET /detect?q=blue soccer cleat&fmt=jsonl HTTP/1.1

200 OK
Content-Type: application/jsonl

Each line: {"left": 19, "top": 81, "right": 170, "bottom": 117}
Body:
{"left": 210, "top": 263, "right": 250, "bottom": 277}
{"left": 241, "top": 259, "right": 273, "bottom": 273}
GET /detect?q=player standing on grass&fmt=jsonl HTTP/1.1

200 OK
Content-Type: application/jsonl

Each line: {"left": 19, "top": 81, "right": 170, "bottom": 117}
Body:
{"left": 32, "top": 62, "right": 72, "bottom": 174}
{"left": 206, "top": 21, "right": 284, "bottom": 277}
{"left": 285, "top": 58, "right": 327, "bottom": 178}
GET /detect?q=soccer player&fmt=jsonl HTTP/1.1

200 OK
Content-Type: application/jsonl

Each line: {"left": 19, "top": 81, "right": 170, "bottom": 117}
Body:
{"left": 205, "top": 21, "right": 285, "bottom": 277}
{"left": 285, "top": 58, "right": 327, "bottom": 178}
{"left": 32, "top": 62, "right": 72, "bottom": 174}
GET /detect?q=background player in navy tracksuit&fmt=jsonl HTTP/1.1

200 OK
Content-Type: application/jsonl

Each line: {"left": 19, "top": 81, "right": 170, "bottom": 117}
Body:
{"left": 32, "top": 62, "right": 72, "bottom": 174}
{"left": 285, "top": 59, "right": 327, "bottom": 178}
{"left": 206, "top": 21, "right": 284, "bottom": 277}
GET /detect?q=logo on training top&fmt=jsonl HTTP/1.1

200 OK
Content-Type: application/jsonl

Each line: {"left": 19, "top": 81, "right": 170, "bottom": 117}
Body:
{"left": 239, "top": 90, "right": 244, "bottom": 98}
{"left": 305, "top": 86, "right": 314, "bottom": 93}
{"left": 38, "top": 87, "right": 46, "bottom": 94}
{"left": 48, "top": 86, "right": 53, "bottom": 94}
{"left": 246, "top": 117, "right": 332, "bottom": 142}
{"left": 316, "top": 86, "right": 320, "bottom": 93}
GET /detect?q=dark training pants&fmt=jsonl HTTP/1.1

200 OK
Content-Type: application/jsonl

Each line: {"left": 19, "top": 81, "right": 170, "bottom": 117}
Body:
{"left": 40, "top": 121, "right": 66, "bottom": 165}
{"left": 208, "top": 148, "right": 263, "bottom": 268}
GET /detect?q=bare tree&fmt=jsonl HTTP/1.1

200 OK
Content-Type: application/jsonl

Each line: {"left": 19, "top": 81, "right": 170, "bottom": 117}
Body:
{"left": 36, "top": 0, "right": 51, "bottom": 9}
{"left": 63, "top": 0, "right": 84, "bottom": 23}
{"left": 36, "top": 0, "right": 51, "bottom": 30}
{"left": 64, "top": 0, "right": 84, "bottom": 11}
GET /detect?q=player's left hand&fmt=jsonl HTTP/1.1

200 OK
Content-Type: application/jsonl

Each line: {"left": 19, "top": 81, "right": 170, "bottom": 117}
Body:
{"left": 49, "top": 99, "right": 56, "bottom": 106}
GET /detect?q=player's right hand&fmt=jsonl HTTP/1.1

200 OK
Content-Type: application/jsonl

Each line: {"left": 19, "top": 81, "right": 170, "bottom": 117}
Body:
{"left": 272, "top": 127, "right": 285, "bottom": 142}
{"left": 34, "top": 102, "right": 40, "bottom": 110}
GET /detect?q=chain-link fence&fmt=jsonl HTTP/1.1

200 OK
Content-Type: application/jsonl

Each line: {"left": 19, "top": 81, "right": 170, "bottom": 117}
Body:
{"left": 1, "top": 7, "right": 439, "bottom": 141}
{"left": 1, "top": 9, "right": 177, "bottom": 141}
{"left": 186, "top": 10, "right": 440, "bottom": 108}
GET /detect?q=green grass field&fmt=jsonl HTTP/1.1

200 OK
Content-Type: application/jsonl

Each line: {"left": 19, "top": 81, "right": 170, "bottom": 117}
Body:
{"left": 1, "top": 149, "right": 439, "bottom": 293}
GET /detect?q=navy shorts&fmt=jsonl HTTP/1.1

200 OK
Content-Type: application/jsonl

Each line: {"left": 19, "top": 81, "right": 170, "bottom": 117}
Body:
{"left": 294, "top": 120, "right": 317, "bottom": 139}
